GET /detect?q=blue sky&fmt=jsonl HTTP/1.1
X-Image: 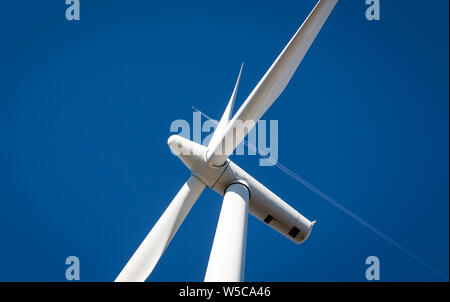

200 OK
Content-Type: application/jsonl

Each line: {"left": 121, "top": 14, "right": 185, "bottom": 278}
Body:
{"left": 0, "top": 0, "right": 448, "bottom": 281}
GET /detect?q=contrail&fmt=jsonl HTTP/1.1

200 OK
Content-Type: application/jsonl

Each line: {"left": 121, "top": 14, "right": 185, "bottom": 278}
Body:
{"left": 192, "top": 106, "right": 448, "bottom": 281}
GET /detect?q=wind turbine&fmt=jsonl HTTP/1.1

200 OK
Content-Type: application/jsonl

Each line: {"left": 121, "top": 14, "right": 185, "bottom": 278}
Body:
{"left": 116, "top": 0, "right": 338, "bottom": 282}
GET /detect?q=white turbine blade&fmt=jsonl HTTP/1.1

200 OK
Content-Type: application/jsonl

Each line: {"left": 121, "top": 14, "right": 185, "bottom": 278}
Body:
{"left": 207, "top": 0, "right": 338, "bottom": 166}
{"left": 207, "top": 63, "right": 244, "bottom": 149}
{"left": 115, "top": 175, "right": 206, "bottom": 282}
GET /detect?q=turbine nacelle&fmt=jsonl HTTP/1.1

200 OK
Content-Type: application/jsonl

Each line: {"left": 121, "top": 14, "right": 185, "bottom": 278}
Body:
{"left": 168, "top": 134, "right": 315, "bottom": 244}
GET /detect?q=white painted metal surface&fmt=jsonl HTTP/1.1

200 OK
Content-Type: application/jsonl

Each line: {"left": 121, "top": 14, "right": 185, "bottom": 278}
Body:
{"left": 207, "top": 63, "right": 244, "bottom": 150}
{"left": 115, "top": 175, "right": 206, "bottom": 282}
{"left": 116, "top": 0, "right": 339, "bottom": 282}
{"left": 167, "top": 134, "right": 315, "bottom": 244}
{"left": 212, "top": 160, "right": 315, "bottom": 244}
{"left": 207, "top": 0, "right": 339, "bottom": 166}
{"left": 204, "top": 182, "right": 250, "bottom": 282}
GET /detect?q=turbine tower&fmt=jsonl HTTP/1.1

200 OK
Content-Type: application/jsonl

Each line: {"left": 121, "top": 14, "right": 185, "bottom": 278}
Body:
{"left": 116, "top": 0, "right": 338, "bottom": 282}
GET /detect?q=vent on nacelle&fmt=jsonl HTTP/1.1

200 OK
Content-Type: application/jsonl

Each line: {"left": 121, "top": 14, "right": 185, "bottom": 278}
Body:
{"left": 263, "top": 215, "right": 274, "bottom": 224}
{"left": 288, "top": 226, "right": 300, "bottom": 238}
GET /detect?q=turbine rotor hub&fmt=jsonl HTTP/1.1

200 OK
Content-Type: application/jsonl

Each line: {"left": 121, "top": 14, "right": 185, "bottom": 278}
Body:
{"left": 168, "top": 135, "right": 229, "bottom": 188}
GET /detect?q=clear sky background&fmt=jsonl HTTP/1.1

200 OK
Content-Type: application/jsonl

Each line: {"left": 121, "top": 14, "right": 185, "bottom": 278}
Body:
{"left": 0, "top": 0, "right": 448, "bottom": 281}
